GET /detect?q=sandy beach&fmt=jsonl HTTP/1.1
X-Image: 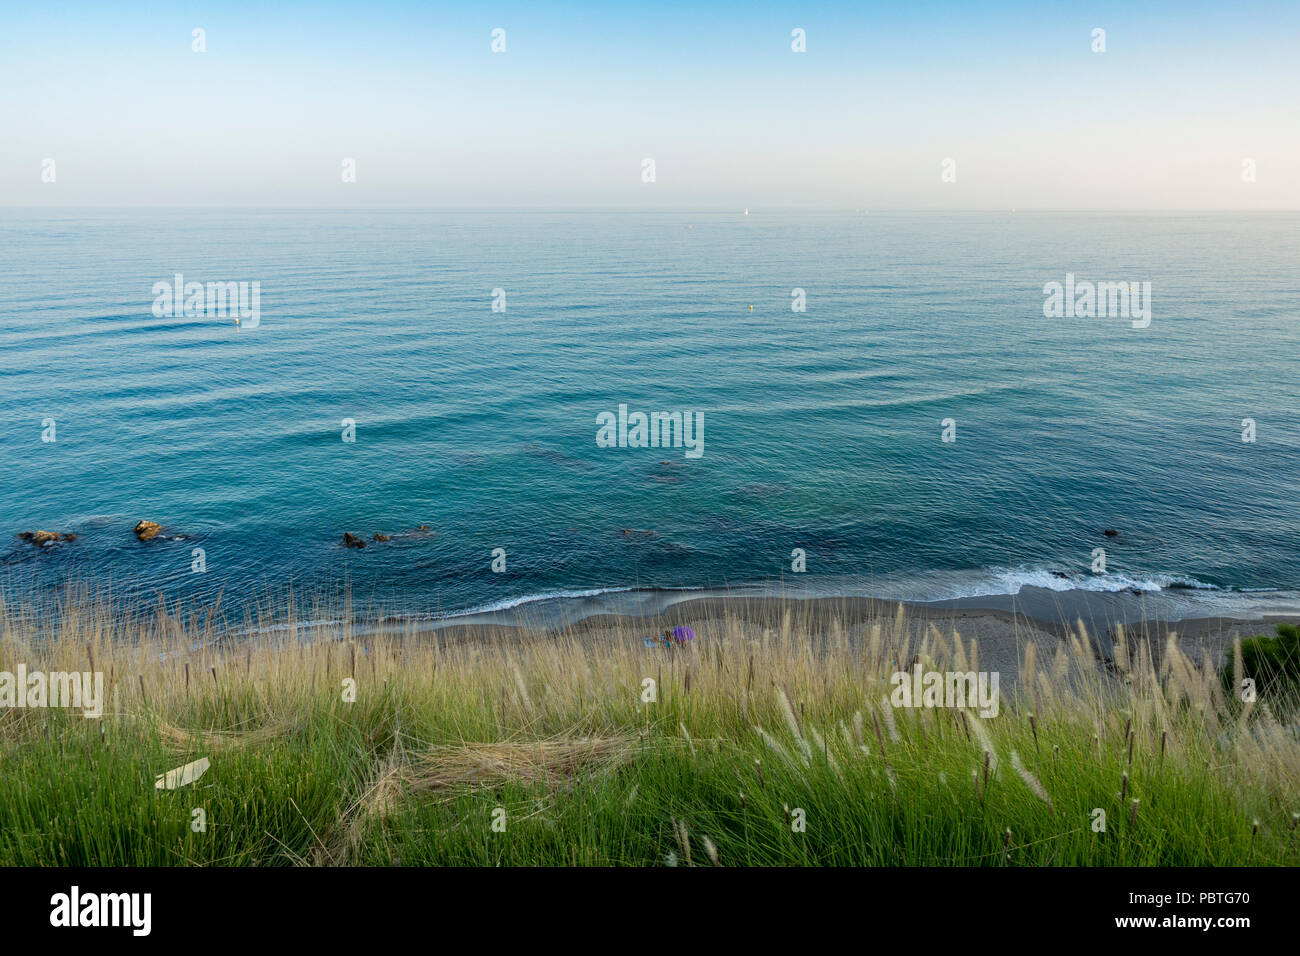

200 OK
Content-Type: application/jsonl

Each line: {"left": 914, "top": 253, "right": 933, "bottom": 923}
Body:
{"left": 416, "top": 588, "right": 1300, "bottom": 690}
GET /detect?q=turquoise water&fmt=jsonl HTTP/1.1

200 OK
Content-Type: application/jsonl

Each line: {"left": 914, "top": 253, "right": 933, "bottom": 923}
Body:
{"left": 3, "top": 210, "right": 1299, "bottom": 622}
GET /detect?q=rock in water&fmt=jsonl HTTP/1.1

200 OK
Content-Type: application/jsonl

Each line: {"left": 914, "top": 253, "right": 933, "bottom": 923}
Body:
{"left": 372, "top": 533, "right": 391, "bottom": 542}
{"left": 134, "top": 520, "right": 163, "bottom": 541}
{"left": 18, "top": 530, "right": 76, "bottom": 546}
{"left": 1103, "top": 529, "right": 1118, "bottom": 537}
{"left": 343, "top": 532, "right": 367, "bottom": 548}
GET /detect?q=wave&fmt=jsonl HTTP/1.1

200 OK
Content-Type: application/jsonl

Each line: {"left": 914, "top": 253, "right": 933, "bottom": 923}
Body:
{"left": 224, "top": 569, "right": 1297, "bottom": 641}
{"left": 986, "top": 566, "right": 1219, "bottom": 597}
{"left": 234, "top": 585, "right": 706, "bottom": 638}
{"left": 433, "top": 586, "right": 639, "bottom": 617}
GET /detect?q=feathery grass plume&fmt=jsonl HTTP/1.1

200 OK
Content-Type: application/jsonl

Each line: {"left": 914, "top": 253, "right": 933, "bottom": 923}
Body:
{"left": 702, "top": 834, "right": 720, "bottom": 866}
{"left": 1165, "top": 634, "right": 1205, "bottom": 710}
{"left": 867, "top": 624, "right": 882, "bottom": 671}
{"left": 1233, "top": 637, "right": 1245, "bottom": 701}
{"left": 680, "top": 722, "right": 696, "bottom": 758}
{"left": 829, "top": 616, "right": 843, "bottom": 654}
{"left": 1036, "top": 672, "right": 1055, "bottom": 707}
{"left": 1002, "top": 828, "right": 1012, "bottom": 866}
{"left": 817, "top": 725, "right": 843, "bottom": 776}
{"left": 674, "top": 818, "right": 692, "bottom": 866}
{"left": 1120, "top": 771, "right": 1129, "bottom": 803}
{"left": 512, "top": 665, "right": 534, "bottom": 714}
{"left": 1127, "top": 730, "right": 1135, "bottom": 765}
{"left": 879, "top": 696, "right": 900, "bottom": 743}
{"left": 852, "top": 710, "right": 865, "bottom": 747}
{"left": 1114, "top": 624, "right": 1129, "bottom": 676}
{"left": 777, "top": 688, "right": 811, "bottom": 762}
{"left": 1029, "top": 713, "right": 1039, "bottom": 754}
{"left": 1129, "top": 799, "right": 1140, "bottom": 826}
{"left": 871, "top": 708, "right": 885, "bottom": 755}
{"left": 967, "top": 711, "right": 999, "bottom": 776}
{"left": 1052, "top": 645, "right": 1070, "bottom": 683}
{"left": 950, "top": 627, "right": 967, "bottom": 673}
{"left": 754, "top": 758, "right": 765, "bottom": 790}
{"left": 1010, "top": 750, "right": 1055, "bottom": 815}
{"left": 755, "top": 727, "right": 796, "bottom": 768}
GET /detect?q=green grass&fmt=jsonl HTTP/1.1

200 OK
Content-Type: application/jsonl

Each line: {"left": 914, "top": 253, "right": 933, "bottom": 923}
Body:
{"left": 1225, "top": 623, "right": 1300, "bottom": 701}
{"left": 0, "top": 597, "right": 1296, "bottom": 866}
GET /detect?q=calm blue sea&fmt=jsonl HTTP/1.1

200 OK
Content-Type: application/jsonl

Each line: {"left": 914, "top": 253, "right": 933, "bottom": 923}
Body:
{"left": 3, "top": 210, "right": 1299, "bottom": 625}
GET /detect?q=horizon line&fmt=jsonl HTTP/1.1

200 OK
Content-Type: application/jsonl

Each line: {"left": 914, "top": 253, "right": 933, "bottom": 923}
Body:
{"left": 4, "top": 206, "right": 1298, "bottom": 214}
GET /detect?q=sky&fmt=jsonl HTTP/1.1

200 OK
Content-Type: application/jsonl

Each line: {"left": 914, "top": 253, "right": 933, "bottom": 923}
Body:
{"left": 1, "top": 0, "right": 1298, "bottom": 209}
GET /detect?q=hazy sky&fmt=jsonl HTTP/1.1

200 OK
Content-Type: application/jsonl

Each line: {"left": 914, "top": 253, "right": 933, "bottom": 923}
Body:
{"left": 2, "top": 1, "right": 1297, "bottom": 209}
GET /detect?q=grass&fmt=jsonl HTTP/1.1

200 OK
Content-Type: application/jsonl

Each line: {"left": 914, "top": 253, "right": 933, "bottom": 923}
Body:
{"left": 0, "top": 593, "right": 1297, "bottom": 866}
{"left": 1225, "top": 622, "right": 1300, "bottom": 701}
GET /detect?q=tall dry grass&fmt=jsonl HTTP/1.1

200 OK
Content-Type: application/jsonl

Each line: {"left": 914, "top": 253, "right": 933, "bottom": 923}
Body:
{"left": 0, "top": 591, "right": 1295, "bottom": 866}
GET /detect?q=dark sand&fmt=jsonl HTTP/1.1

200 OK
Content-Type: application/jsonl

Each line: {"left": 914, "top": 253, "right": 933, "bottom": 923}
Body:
{"left": 408, "top": 589, "right": 1300, "bottom": 687}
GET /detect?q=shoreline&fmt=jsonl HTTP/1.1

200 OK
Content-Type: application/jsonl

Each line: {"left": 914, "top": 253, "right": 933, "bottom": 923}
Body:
{"left": 13, "top": 568, "right": 1300, "bottom": 679}
{"left": 385, "top": 581, "right": 1300, "bottom": 634}
{"left": 365, "top": 588, "right": 1300, "bottom": 688}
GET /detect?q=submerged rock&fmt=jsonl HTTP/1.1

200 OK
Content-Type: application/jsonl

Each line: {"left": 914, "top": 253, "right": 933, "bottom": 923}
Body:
{"left": 134, "top": 520, "right": 163, "bottom": 541}
{"left": 342, "top": 532, "right": 367, "bottom": 549}
{"left": 17, "top": 530, "right": 76, "bottom": 546}
{"left": 373, "top": 533, "right": 391, "bottom": 542}
{"left": 1103, "top": 528, "right": 1119, "bottom": 537}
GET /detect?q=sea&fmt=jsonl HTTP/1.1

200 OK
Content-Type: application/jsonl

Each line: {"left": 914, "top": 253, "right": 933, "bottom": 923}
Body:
{"left": 3, "top": 209, "right": 1299, "bottom": 630}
